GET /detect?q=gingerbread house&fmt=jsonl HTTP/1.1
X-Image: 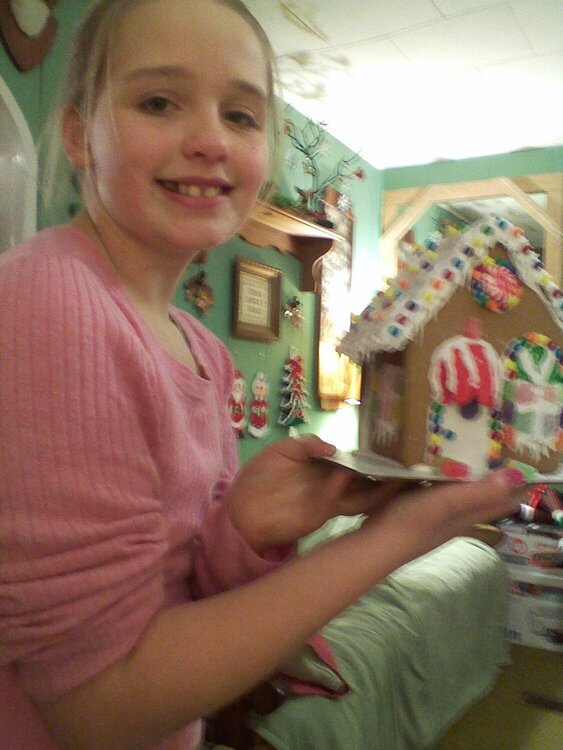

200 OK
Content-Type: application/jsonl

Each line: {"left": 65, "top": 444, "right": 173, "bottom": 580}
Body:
{"left": 338, "top": 215, "right": 563, "bottom": 480}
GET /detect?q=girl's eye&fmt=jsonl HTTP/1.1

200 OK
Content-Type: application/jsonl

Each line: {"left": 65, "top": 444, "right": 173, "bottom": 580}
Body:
{"left": 140, "top": 96, "right": 175, "bottom": 115}
{"left": 225, "top": 110, "right": 260, "bottom": 129}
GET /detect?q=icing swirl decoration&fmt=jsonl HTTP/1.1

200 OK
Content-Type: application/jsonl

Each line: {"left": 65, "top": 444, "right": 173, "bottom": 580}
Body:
{"left": 470, "top": 259, "right": 523, "bottom": 313}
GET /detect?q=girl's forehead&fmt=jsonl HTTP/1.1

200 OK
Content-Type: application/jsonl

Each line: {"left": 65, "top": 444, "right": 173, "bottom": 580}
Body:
{"left": 112, "top": 0, "right": 267, "bottom": 80}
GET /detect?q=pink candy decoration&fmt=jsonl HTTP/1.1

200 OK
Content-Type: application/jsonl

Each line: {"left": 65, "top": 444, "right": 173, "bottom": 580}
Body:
{"left": 440, "top": 459, "right": 471, "bottom": 479}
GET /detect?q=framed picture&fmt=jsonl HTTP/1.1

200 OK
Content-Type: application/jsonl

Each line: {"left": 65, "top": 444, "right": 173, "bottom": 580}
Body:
{"left": 232, "top": 256, "right": 281, "bottom": 341}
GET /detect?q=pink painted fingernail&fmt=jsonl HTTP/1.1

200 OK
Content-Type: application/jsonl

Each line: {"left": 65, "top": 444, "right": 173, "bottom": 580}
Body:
{"left": 500, "top": 468, "right": 527, "bottom": 488}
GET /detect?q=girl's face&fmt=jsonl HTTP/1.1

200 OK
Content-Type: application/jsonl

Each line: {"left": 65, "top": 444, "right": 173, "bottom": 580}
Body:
{"left": 76, "top": 0, "right": 270, "bottom": 259}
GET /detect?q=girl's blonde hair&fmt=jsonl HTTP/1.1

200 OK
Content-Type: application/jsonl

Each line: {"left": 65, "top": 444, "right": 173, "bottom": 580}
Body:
{"left": 40, "top": 0, "right": 281, "bottom": 221}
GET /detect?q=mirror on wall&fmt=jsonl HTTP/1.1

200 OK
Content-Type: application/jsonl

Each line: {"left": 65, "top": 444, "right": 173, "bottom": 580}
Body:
{"left": 380, "top": 174, "right": 562, "bottom": 289}
{"left": 0, "top": 74, "right": 37, "bottom": 253}
{"left": 440, "top": 194, "right": 547, "bottom": 255}
{"left": 406, "top": 194, "right": 547, "bottom": 260}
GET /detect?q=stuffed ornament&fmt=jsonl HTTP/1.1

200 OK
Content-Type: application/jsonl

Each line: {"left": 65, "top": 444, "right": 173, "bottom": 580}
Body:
{"left": 248, "top": 372, "right": 269, "bottom": 438}
{"left": 228, "top": 370, "right": 247, "bottom": 439}
{"left": 0, "top": 0, "right": 58, "bottom": 71}
{"left": 279, "top": 354, "right": 310, "bottom": 426}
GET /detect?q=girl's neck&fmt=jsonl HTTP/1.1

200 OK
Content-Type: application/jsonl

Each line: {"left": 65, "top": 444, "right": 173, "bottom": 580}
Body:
{"left": 73, "top": 211, "right": 188, "bottom": 321}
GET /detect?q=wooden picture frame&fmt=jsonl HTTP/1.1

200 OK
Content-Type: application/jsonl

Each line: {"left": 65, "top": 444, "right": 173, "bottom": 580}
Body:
{"left": 232, "top": 256, "right": 281, "bottom": 341}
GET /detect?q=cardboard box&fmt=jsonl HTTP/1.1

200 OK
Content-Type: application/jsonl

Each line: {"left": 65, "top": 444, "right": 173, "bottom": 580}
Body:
{"left": 495, "top": 519, "right": 563, "bottom": 572}
{"left": 504, "top": 564, "right": 563, "bottom": 653}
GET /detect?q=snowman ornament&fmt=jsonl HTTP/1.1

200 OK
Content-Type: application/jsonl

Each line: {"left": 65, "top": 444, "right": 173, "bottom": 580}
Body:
{"left": 248, "top": 372, "right": 270, "bottom": 438}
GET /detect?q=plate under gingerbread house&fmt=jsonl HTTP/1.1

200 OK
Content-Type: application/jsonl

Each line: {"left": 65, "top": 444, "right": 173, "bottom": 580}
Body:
{"left": 338, "top": 215, "right": 563, "bottom": 481}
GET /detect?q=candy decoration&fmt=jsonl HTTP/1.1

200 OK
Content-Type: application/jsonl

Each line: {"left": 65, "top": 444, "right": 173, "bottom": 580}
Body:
{"left": 439, "top": 458, "right": 472, "bottom": 480}
{"left": 519, "top": 484, "right": 563, "bottom": 527}
{"left": 500, "top": 333, "right": 563, "bottom": 461}
{"left": 425, "top": 318, "right": 503, "bottom": 475}
{"left": 470, "top": 259, "right": 523, "bottom": 313}
{"left": 429, "top": 319, "right": 503, "bottom": 409}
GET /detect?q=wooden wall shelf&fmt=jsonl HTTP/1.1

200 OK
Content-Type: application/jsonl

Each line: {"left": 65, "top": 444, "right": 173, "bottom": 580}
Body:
{"left": 238, "top": 201, "right": 342, "bottom": 292}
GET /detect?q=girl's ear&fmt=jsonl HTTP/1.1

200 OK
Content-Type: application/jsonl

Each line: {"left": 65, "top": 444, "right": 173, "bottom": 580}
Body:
{"left": 61, "top": 106, "right": 90, "bottom": 170}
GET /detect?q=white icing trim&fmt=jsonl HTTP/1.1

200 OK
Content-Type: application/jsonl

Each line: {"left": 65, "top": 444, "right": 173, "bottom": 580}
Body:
{"left": 516, "top": 347, "right": 557, "bottom": 385}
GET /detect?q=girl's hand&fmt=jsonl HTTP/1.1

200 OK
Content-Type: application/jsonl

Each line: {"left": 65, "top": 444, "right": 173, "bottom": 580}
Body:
{"left": 226, "top": 436, "right": 406, "bottom": 553}
{"left": 359, "top": 465, "right": 526, "bottom": 547}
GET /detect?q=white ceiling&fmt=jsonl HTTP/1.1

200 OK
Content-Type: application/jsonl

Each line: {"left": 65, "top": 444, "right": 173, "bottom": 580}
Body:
{"left": 243, "top": 0, "right": 563, "bottom": 170}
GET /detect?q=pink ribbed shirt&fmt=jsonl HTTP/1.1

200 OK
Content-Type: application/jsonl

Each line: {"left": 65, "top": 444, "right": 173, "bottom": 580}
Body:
{"left": 0, "top": 226, "right": 285, "bottom": 749}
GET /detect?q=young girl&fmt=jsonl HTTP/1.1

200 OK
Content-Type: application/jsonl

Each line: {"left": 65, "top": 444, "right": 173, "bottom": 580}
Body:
{"left": 0, "top": 2, "right": 525, "bottom": 749}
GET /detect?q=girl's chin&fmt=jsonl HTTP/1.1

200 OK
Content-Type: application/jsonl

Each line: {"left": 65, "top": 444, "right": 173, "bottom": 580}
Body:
{"left": 162, "top": 228, "right": 238, "bottom": 257}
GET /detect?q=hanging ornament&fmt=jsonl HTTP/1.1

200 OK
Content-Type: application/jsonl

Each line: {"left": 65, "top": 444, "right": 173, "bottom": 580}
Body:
{"left": 283, "top": 295, "right": 304, "bottom": 328}
{"left": 336, "top": 192, "right": 352, "bottom": 213}
{"left": 183, "top": 270, "right": 215, "bottom": 315}
{"left": 0, "top": 0, "right": 58, "bottom": 72}
{"left": 228, "top": 370, "right": 247, "bottom": 439}
{"left": 248, "top": 372, "right": 270, "bottom": 438}
{"left": 278, "top": 353, "right": 310, "bottom": 426}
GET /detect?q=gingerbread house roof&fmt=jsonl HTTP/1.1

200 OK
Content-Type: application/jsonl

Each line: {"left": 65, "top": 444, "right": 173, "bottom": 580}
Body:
{"left": 339, "top": 215, "right": 563, "bottom": 363}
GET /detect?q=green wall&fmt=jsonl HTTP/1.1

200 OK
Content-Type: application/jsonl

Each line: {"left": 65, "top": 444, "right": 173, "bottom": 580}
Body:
{"left": 383, "top": 146, "right": 563, "bottom": 190}
{"left": 0, "top": 1, "right": 90, "bottom": 140}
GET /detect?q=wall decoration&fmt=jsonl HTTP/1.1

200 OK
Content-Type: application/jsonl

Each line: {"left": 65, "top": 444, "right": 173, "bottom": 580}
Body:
{"left": 282, "top": 115, "right": 365, "bottom": 222}
{"left": 248, "top": 372, "right": 269, "bottom": 438}
{"left": 0, "top": 0, "right": 58, "bottom": 72}
{"left": 282, "top": 295, "right": 304, "bottom": 329}
{"left": 232, "top": 256, "right": 281, "bottom": 342}
{"left": 183, "top": 270, "right": 215, "bottom": 315}
{"left": 228, "top": 369, "right": 247, "bottom": 439}
{"left": 278, "top": 352, "right": 310, "bottom": 427}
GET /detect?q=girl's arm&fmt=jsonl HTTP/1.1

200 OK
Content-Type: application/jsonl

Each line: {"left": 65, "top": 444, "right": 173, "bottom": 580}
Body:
{"left": 37, "top": 466, "right": 522, "bottom": 750}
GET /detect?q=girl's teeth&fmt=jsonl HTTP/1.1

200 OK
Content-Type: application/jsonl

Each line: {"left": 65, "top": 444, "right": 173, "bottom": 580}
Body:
{"left": 174, "top": 184, "right": 221, "bottom": 197}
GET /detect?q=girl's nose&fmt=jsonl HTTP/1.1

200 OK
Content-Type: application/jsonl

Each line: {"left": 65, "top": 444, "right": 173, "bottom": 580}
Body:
{"left": 180, "top": 110, "right": 229, "bottom": 162}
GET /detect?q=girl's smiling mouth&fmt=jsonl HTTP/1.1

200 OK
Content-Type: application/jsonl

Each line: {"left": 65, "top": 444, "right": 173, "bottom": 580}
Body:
{"left": 157, "top": 179, "right": 232, "bottom": 198}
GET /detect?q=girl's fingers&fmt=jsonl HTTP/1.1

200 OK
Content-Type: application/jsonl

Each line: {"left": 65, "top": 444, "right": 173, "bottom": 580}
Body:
{"left": 404, "top": 467, "right": 527, "bottom": 529}
{"left": 280, "top": 434, "right": 336, "bottom": 460}
{"left": 335, "top": 477, "right": 412, "bottom": 516}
